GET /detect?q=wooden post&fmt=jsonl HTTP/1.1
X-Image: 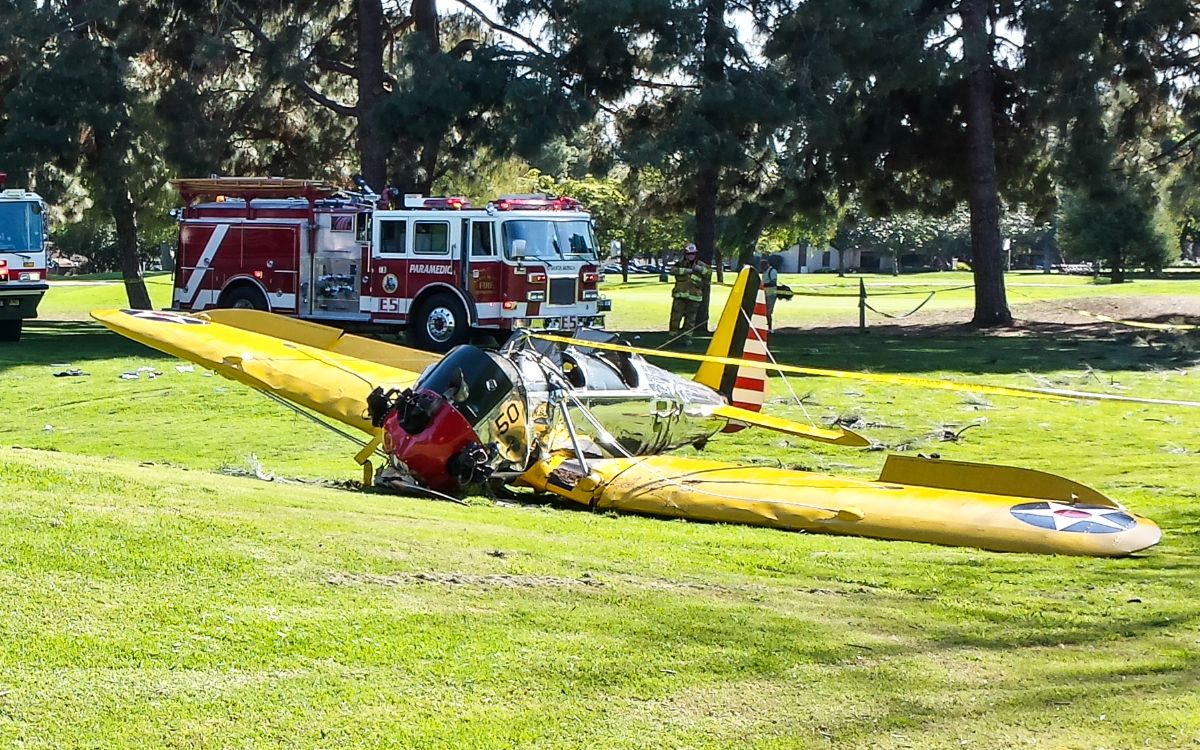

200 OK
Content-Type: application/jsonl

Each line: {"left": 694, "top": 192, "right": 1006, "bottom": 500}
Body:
{"left": 858, "top": 278, "right": 867, "bottom": 333}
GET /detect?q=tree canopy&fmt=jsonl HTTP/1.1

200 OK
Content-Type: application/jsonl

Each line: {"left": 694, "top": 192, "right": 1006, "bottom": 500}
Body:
{"left": 1, "top": 1, "right": 1196, "bottom": 309}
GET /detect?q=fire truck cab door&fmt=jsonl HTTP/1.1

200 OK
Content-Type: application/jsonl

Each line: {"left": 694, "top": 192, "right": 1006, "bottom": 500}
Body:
{"left": 369, "top": 214, "right": 462, "bottom": 320}
{"left": 307, "top": 212, "right": 367, "bottom": 319}
{"left": 464, "top": 219, "right": 500, "bottom": 307}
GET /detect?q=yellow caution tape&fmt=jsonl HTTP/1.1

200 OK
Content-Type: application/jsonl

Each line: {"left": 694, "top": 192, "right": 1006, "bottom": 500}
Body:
{"left": 529, "top": 332, "right": 1200, "bottom": 408}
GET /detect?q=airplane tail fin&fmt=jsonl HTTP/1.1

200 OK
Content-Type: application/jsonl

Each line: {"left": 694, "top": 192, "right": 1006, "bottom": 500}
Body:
{"left": 693, "top": 266, "right": 770, "bottom": 418}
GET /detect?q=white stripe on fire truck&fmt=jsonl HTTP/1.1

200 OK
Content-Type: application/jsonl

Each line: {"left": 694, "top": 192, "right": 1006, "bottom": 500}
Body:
{"left": 180, "top": 224, "right": 229, "bottom": 307}
{"left": 189, "top": 289, "right": 219, "bottom": 310}
{"left": 360, "top": 296, "right": 411, "bottom": 315}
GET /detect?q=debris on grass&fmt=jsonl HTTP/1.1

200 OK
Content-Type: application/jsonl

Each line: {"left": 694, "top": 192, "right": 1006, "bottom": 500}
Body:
{"left": 832, "top": 413, "right": 866, "bottom": 429}
{"left": 959, "top": 392, "right": 993, "bottom": 410}
{"left": 930, "top": 418, "right": 988, "bottom": 442}
{"left": 1145, "top": 416, "right": 1180, "bottom": 425}
{"left": 217, "top": 455, "right": 367, "bottom": 490}
{"left": 217, "top": 454, "right": 276, "bottom": 482}
{"left": 326, "top": 571, "right": 604, "bottom": 589}
{"left": 117, "top": 366, "right": 164, "bottom": 380}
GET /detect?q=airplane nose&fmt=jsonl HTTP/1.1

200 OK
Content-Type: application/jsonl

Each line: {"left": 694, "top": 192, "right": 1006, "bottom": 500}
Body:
{"left": 380, "top": 388, "right": 486, "bottom": 494}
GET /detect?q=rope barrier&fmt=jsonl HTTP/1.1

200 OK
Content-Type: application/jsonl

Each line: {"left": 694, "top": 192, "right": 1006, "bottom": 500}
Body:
{"left": 863, "top": 291, "right": 937, "bottom": 320}
{"left": 785, "top": 283, "right": 973, "bottom": 298}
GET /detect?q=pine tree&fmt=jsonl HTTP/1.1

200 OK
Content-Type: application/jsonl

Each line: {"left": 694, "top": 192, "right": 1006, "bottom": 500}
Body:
{"left": 769, "top": 0, "right": 1199, "bottom": 326}
{"left": 0, "top": 1, "right": 174, "bottom": 308}
{"left": 219, "top": 1, "right": 583, "bottom": 193}
{"left": 506, "top": 0, "right": 791, "bottom": 329}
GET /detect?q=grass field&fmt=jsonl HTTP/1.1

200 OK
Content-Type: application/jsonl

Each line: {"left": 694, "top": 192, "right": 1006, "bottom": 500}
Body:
{"left": 37, "top": 270, "right": 1200, "bottom": 330}
{"left": 1, "top": 277, "right": 1198, "bottom": 748}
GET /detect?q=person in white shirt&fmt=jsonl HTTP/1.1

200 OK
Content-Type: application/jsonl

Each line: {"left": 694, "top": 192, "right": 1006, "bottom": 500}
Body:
{"left": 759, "top": 258, "right": 779, "bottom": 332}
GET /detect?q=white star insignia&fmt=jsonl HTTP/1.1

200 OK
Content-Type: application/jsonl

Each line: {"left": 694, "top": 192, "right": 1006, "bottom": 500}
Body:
{"left": 1015, "top": 501, "right": 1131, "bottom": 532}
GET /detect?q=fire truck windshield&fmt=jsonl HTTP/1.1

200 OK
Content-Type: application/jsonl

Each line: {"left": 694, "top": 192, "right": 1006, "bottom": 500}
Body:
{"left": 0, "top": 202, "right": 43, "bottom": 253}
{"left": 502, "top": 220, "right": 597, "bottom": 261}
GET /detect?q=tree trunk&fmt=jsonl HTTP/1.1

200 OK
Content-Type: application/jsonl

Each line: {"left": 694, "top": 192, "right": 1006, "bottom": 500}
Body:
{"left": 737, "top": 244, "right": 755, "bottom": 271}
{"left": 92, "top": 126, "right": 152, "bottom": 310}
{"left": 357, "top": 0, "right": 387, "bottom": 192}
{"left": 960, "top": 0, "right": 1012, "bottom": 326}
{"left": 413, "top": 0, "right": 442, "bottom": 193}
{"left": 694, "top": 162, "right": 719, "bottom": 332}
{"left": 693, "top": 0, "right": 727, "bottom": 334}
{"left": 112, "top": 189, "right": 152, "bottom": 309}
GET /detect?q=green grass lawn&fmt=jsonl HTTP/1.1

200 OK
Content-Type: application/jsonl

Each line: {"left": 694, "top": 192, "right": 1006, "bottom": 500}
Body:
{"left": 1, "top": 278, "right": 1198, "bottom": 748}
{"left": 36, "top": 273, "right": 175, "bottom": 320}
{"left": 602, "top": 271, "right": 1200, "bottom": 330}
{"left": 33, "top": 270, "right": 1200, "bottom": 331}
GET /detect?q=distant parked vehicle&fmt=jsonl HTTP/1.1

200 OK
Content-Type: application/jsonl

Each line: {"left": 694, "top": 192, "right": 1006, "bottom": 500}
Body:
{"left": 0, "top": 172, "right": 49, "bottom": 342}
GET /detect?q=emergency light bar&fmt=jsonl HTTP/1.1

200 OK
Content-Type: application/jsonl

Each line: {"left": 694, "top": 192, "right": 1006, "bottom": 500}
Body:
{"left": 422, "top": 197, "right": 471, "bottom": 209}
{"left": 492, "top": 195, "right": 582, "bottom": 211}
{"left": 400, "top": 194, "right": 471, "bottom": 209}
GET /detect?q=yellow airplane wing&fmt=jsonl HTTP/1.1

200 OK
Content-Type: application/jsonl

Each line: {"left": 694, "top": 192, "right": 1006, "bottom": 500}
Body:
{"left": 91, "top": 309, "right": 429, "bottom": 434}
{"left": 711, "top": 403, "right": 870, "bottom": 446}
{"left": 201, "top": 309, "right": 439, "bottom": 372}
{"left": 519, "top": 452, "right": 1161, "bottom": 557}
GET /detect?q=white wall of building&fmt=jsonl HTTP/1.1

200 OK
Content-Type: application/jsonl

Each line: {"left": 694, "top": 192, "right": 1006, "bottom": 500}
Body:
{"left": 780, "top": 244, "right": 863, "bottom": 273}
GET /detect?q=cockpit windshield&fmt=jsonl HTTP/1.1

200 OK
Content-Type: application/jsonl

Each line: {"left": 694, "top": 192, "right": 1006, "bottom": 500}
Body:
{"left": 0, "top": 202, "right": 44, "bottom": 253}
{"left": 415, "top": 345, "right": 513, "bottom": 426}
{"left": 501, "top": 220, "right": 597, "bottom": 261}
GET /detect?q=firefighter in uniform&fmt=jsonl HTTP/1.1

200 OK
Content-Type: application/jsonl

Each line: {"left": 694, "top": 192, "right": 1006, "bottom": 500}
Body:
{"left": 669, "top": 243, "right": 711, "bottom": 346}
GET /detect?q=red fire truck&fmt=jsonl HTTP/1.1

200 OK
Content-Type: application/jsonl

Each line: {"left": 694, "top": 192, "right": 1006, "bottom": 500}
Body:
{"left": 0, "top": 172, "right": 49, "bottom": 343}
{"left": 170, "top": 177, "right": 609, "bottom": 350}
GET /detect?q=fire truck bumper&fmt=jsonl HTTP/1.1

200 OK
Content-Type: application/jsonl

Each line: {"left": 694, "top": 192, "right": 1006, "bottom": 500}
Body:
{"left": 0, "top": 284, "right": 48, "bottom": 320}
{"left": 512, "top": 314, "right": 605, "bottom": 331}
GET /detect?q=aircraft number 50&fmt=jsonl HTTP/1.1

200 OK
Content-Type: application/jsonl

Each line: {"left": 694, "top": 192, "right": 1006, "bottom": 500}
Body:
{"left": 494, "top": 403, "right": 521, "bottom": 433}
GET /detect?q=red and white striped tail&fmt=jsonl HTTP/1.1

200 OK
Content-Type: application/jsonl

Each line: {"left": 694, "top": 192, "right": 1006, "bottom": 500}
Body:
{"left": 730, "top": 289, "right": 770, "bottom": 412}
{"left": 693, "top": 266, "right": 774, "bottom": 432}
{"left": 718, "top": 289, "right": 770, "bottom": 433}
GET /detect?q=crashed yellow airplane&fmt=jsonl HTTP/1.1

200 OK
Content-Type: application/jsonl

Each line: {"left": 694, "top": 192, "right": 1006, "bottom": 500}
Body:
{"left": 93, "top": 268, "right": 1174, "bottom": 557}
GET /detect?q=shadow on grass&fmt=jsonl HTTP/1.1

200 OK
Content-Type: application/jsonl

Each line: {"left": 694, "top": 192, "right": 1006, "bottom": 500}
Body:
{"left": 0, "top": 320, "right": 169, "bottom": 373}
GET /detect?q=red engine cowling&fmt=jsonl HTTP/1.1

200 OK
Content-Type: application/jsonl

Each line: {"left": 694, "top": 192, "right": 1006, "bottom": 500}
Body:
{"left": 381, "top": 389, "right": 480, "bottom": 494}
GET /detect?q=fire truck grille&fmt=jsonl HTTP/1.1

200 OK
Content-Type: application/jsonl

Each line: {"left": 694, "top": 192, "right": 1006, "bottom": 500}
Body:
{"left": 549, "top": 278, "right": 576, "bottom": 306}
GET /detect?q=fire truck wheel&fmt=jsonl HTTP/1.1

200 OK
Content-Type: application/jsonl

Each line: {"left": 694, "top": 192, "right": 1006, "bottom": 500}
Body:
{"left": 412, "top": 293, "right": 470, "bottom": 352}
{"left": 219, "top": 285, "right": 269, "bottom": 311}
{"left": 0, "top": 319, "right": 21, "bottom": 343}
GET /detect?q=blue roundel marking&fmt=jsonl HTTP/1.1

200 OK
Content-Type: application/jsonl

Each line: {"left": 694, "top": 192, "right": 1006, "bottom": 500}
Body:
{"left": 1010, "top": 501, "right": 1136, "bottom": 534}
